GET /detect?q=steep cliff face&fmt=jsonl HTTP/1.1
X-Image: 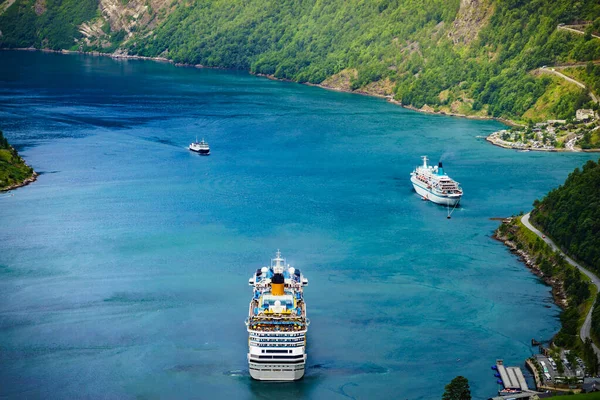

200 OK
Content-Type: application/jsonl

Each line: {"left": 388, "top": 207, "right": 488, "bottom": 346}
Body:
{"left": 78, "top": 0, "right": 177, "bottom": 50}
{"left": 447, "top": 0, "right": 494, "bottom": 45}
{"left": 0, "top": 0, "right": 177, "bottom": 50}
{"left": 33, "top": 0, "right": 44, "bottom": 15}
{"left": 102, "top": 0, "right": 173, "bottom": 33}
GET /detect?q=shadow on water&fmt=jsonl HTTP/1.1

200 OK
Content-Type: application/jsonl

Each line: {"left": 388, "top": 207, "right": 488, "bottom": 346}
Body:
{"left": 141, "top": 136, "right": 181, "bottom": 148}
{"left": 241, "top": 363, "right": 392, "bottom": 400}
{"left": 247, "top": 376, "right": 316, "bottom": 400}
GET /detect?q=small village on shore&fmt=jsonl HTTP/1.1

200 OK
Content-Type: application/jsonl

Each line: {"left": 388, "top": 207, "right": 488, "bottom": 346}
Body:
{"left": 487, "top": 109, "right": 600, "bottom": 152}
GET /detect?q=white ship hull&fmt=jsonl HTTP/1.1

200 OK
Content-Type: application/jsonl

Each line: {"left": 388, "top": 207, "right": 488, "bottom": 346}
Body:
{"left": 411, "top": 177, "right": 461, "bottom": 206}
{"left": 248, "top": 359, "right": 305, "bottom": 381}
{"left": 189, "top": 145, "right": 210, "bottom": 154}
{"left": 247, "top": 329, "right": 307, "bottom": 381}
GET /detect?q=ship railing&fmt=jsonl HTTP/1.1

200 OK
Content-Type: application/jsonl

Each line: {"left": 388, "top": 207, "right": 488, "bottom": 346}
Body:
{"left": 248, "top": 330, "right": 306, "bottom": 336}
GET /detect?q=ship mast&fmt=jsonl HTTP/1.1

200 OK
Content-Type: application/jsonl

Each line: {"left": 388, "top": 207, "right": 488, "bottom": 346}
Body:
{"left": 272, "top": 249, "right": 285, "bottom": 274}
{"left": 421, "top": 155, "right": 428, "bottom": 168}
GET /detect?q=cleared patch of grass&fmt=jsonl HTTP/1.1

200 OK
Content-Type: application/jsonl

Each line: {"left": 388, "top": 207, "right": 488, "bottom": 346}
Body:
{"left": 522, "top": 73, "right": 585, "bottom": 122}
{"left": 549, "top": 392, "right": 600, "bottom": 400}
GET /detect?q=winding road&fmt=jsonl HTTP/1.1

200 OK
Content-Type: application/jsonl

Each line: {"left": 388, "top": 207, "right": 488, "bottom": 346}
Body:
{"left": 558, "top": 25, "right": 600, "bottom": 40}
{"left": 537, "top": 68, "right": 599, "bottom": 104}
{"left": 522, "top": 213, "right": 600, "bottom": 358}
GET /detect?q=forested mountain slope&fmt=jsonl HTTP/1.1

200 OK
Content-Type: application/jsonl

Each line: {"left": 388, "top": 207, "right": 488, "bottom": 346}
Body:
{"left": 1, "top": 0, "right": 600, "bottom": 122}
{"left": 531, "top": 159, "right": 600, "bottom": 272}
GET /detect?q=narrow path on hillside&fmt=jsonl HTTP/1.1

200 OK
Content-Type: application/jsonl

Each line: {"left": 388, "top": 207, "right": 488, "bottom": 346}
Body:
{"left": 522, "top": 213, "right": 600, "bottom": 359}
{"left": 558, "top": 25, "right": 600, "bottom": 40}
{"left": 537, "top": 68, "right": 599, "bottom": 104}
{"left": 0, "top": 0, "right": 16, "bottom": 15}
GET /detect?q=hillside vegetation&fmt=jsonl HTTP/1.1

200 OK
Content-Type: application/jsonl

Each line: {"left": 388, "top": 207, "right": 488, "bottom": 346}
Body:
{"left": 0, "top": 0, "right": 98, "bottom": 50}
{"left": 0, "top": 130, "right": 35, "bottom": 191}
{"left": 1, "top": 0, "right": 600, "bottom": 122}
{"left": 532, "top": 159, "right": 600, "bottom": 371}
{"left": 531, "top": 159, "right": 600, "bottom": 273}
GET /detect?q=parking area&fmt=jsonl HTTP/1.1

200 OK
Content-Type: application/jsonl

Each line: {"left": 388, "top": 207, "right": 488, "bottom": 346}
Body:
{"left": 534, "top": 350, "right": 585, "bottom": 386}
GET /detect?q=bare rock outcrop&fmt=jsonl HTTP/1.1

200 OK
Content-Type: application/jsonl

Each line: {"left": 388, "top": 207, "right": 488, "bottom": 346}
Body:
{"left": 448, "top": 0, "right": 494, "bottom": 45}
{"left": 77, "top": 0, "right": 177, "bottom": 50}
{"left": 34, "top": 0, "right": 46, "bottom": 15}
{"left": 320, "top": 69, "right": 358, "bottom": 92}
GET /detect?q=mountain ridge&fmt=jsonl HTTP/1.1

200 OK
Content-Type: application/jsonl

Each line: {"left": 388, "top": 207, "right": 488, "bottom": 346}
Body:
{"left": 1, "top": 0, "right": 599, "bottom": 123}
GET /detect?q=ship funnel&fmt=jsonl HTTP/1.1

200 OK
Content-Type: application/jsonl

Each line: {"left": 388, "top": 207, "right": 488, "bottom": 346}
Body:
{"left": 271, "top": 272, "right": 285, "bottom": 296}
{"left": 438, "top": 162, "right": 444, "bottom": 175}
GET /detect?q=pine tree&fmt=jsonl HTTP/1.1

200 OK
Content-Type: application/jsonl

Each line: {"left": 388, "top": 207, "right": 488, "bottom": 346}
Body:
{"left": 442, "top": 376, "right": 471, "bottom": 400}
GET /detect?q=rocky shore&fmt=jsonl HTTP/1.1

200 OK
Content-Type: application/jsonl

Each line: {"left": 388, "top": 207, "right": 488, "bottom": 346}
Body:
{"left": 0, "top": 129, "right": 38, "bottom": 192}
{"left": 494, "top": 218, "right": 568, "bottom": 309}
{"left": 258, "top": 70, "right": 522, "bottom": 127}
{"left": 1, "top": 171, "right": 38, "bottom": 192}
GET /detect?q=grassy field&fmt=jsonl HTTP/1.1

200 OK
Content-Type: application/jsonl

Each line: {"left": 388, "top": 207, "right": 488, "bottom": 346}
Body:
{"left": 550, "top": 392, "right": 600, "bottom": 399}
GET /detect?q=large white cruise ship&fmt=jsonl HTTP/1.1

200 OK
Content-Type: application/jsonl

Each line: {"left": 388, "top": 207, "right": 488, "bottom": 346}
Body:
{"left": 410, "top": 156, "right": 463, "bottom": 206}
{"left": 245, "top": 251, "right": 309, "bottom": 381}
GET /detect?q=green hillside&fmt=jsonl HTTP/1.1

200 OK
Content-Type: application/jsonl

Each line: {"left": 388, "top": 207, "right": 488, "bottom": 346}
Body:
{"left": 0, "top": 130, "right": 35, "bottom": 191}
{"left": 1, "top": 0, "right": 600, "bottom": 122}
{"left": 531, "top": 159, "right": 600, "bottom": 272}
{"left": 0, "top": 0, "right": 98, "bottom": 50}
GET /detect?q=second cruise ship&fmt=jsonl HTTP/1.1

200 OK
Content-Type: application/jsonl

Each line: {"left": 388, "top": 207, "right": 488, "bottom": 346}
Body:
{"left": 245, "top": 251, "right": 309, "bottom": 381}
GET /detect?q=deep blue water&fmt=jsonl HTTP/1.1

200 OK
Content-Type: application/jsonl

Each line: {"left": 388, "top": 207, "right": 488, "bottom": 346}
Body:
{"left": 0, "top": 51, "right": 597, "bottom": 399}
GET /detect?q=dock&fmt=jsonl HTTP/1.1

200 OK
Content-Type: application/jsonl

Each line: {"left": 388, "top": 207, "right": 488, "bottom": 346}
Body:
{"left": 497, "top": 360, "right": 529, "bottom": 391}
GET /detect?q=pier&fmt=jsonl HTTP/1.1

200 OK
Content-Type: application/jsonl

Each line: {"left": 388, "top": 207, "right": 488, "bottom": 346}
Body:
{"left": 489, "top": 392, "right": 537, "bottom": 400}
{"left": 496, "top": 360, "right": 529, "bottom": 392}
{"left": 489, "top": 359, "right": 543, "bottom": 399}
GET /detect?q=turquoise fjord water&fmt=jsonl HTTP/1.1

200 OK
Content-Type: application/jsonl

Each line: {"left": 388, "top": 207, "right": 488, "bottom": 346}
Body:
{"left": 0, "top": 51, "right": 596, "bottom": 399}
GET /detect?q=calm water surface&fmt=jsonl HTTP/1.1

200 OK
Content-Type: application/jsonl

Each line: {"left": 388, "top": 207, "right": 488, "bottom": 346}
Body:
{"left": 0, "top": 51, "right": 597, "bottom": 399}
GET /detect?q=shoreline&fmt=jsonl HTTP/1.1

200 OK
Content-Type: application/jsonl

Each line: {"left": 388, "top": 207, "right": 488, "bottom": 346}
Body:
{"left": 9, "top": 47, "right": 598, "bottom": 151}
{"left": 257, "top": 71, "right": 521, "bottom": 128}
{"left": 0, "top": 170, "right": 37, "bottom": 192}
{"left": 494, "top": 214, "right": 600, "bottom": 367}
{"left": 4, "top": 47, "right": 520, "bottom": 128}
{"left": 486, "top": 132, "right": 600, "bottom": 153}
{"left": 0, "top": 132, "right": 38, "bottom": 192}
{"left": 493, "top": 218, "right": 568, "bottom": 309}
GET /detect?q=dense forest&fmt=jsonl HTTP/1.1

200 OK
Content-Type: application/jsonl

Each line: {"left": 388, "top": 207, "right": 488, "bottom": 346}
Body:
{"left": 531, "top": 159, "right": 600, "bottom": 272}
{"left": 0, "top": 0, "right": 99, "bottom": 50}
{"left": 1, "top": 0, "right": 600, "bottom": 122}
{"left": 0, "top": 130, "right": 35, "bottom": 190}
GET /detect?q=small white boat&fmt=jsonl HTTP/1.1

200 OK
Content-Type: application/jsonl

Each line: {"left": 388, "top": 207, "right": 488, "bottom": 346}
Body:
{"left": 189, "top": 137, "right": 210, "bottom": 155}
